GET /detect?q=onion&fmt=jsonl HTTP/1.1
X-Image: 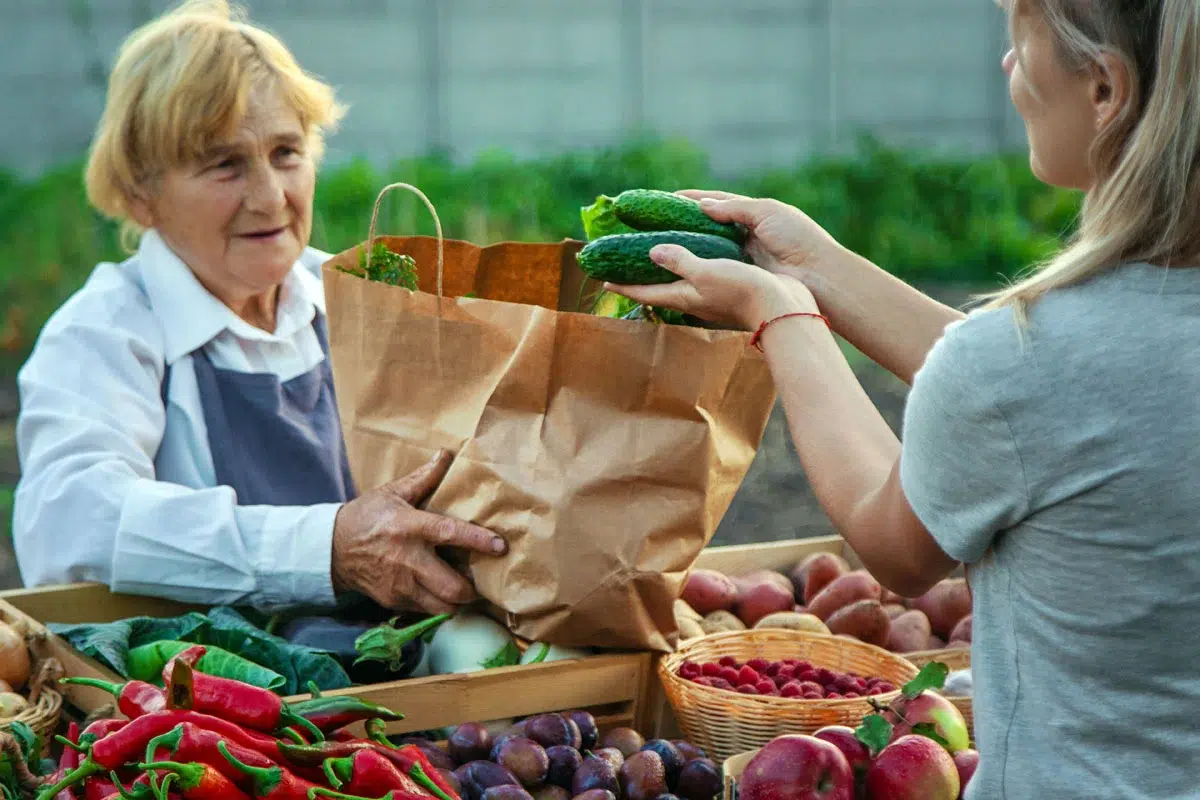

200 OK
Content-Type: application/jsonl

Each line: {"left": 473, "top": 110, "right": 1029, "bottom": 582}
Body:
{"left": 0, "top": 623, "right": 31, "bottom": 690}
{"left": 0, "top": 692, "right": 26, "bottom": 718}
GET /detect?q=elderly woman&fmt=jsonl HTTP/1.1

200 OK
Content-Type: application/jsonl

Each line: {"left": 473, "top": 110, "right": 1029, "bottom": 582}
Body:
{"left": 13, "top": 0, "right": 506, "bottom": 615}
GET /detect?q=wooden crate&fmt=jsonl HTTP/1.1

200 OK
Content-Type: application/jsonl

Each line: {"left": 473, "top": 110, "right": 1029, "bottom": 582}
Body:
{"left": 0, "top": 584, "right": 658, "bottom": 739}
{"left": 647, "top": 536, "right": 970, "bottom": 739}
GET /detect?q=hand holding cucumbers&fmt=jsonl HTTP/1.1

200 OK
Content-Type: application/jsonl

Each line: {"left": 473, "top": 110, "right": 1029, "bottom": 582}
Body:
{"left": 579, "top": 188, "right": 820, "bottom": 330}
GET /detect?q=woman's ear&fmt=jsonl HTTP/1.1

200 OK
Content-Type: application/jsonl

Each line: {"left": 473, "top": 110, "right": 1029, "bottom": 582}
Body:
{"left": 126, "top": 185, "right": 155, "bottom": 229}
{"left": 1092, "top": 52, "right": 1132, "bottom": 129}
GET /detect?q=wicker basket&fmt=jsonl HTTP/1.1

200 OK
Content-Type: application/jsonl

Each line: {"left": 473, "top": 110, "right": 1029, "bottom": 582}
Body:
{"left": 659, "top": 630, "right": 920, "bottom": 763}
{"left": 904, "top": 646, "right": 970, "bottom": 671}
{"left": 0, "top": 657, "right": 64, "bottom": 755}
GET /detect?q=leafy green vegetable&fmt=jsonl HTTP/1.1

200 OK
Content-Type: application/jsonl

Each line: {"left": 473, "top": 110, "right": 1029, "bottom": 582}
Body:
{"left": 6, "top": 723, "right": 40, "bottom": 774}
{"left": 902, "top": 661, "right": 950, "bottom": 698}
{"left": 480, "top": 641, "right": 522, "bottom": 669}
{"left": 337, "top": 242, "right": 419, "bottom": 288}
{"left": 580, "top": 195, "right": 637, "bottom": 241}
{"left": 855, "top": 714, "right": 894, "bottom": 757}
{"left": 49, "top": 607, "right": 352, "bottom": 695}
{"left": 911, "top": 722, "right": 951, "bottom": 749}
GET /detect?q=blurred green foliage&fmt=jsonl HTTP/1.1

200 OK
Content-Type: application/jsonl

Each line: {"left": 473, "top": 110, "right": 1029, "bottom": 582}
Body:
{"left": 0, "top": 135, "right": 1081, "bottom": 375}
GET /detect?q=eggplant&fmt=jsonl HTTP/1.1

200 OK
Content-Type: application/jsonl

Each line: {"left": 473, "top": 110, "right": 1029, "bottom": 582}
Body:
{"left": 279, "top": 616, "right": 428, "bottom": 684}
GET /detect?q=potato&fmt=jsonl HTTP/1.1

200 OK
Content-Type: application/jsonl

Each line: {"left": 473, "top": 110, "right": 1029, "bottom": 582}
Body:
{"left": 946, "top": 639, "right": 971, "bottom": 650}
{"left": 700, "top": 610, "right": 746, "bottom": 635}
{"left": 674, "top": 599, "right": 703, "bottom": 623}
{"left": 792, "top": 552, "right": 851, "bottom": 605}
{"left": 677, "top": 617, "right": 705, "bottom": 641}
{"left": 909, "top": 578, "right": 973, "bottom": 638}
{"left": 753, "top": 612, "right": 831, "bottom": 635}
{"left": 887, "top": 610, "right": 932, "bottom": 653}
{"left": 949, "top": 614, "right": 972, "bottom": 643}
{"left": 825, "top": 599, "right": 891, "bottom": 647}
{"left": 806, "top": 570, "right": 882, "bottom": 621}
{"left": 734, "top": 576, "right": 795, "bottom": 627}
{"left": 880, "top": 587, "right": 908, "bottom": 605}
{"left": 926, "top": 634, "right": 946, "bottom": 650}
{"left": 736, "top": 570, "right": 794, "bottom": 594}
{"left": 883, "top": 603, "right": 908, "bottom": 620}
{"left": 682, "top": 569, "right": 738, "bottom": 615}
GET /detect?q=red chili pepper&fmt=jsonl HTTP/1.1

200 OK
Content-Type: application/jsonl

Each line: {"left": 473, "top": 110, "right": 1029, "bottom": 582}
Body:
{"left": 163, "top": 646, "right": 207, "bottom": 673}
{"left": 287, "top": 696, "right": 404, "bottom": 734}
{"left": 309, "top": 790, "right": 423, "bottom": 800}
{"left": 137, "top": 759, "right": 250, "bottom": 800}
{"left": 214, "top": 741, "right": 322, "bottom": 800}
{"left": 160, "top": 661, "right": 324, "bottom": 741}
{"left": 323, "top": 749, "right": 428, "bottom": 797}
{"left": 276, "top": 742, "right": 455, "bottom": 800}
{"left": 81, "top": 719, "right": 129, "bottom": 743}
{"left": 60, "top": 678, "right": 167, "bottom": 719}
{"left": 142, "top": 722, "right": 329, "bottom": 789}
{"left": 386, "top": 745, "right": 458, "bottom": 800}
{"left": 37, "top": 710, "right": 290, "bottom": 798}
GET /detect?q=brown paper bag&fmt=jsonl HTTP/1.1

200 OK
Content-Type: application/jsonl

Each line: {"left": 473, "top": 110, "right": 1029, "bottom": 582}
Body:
{"left": 323, "top": 184, "right": 777, "bottom": 652}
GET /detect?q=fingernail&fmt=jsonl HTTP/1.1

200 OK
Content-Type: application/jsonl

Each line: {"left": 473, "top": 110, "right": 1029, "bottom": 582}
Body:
{"left": 700, "top": 198, "right": 717, "bottom": 207}
{"left": 649, "top": 245, "right": 670, "bottom": 264}
{"left": 491, "top": 537, "right": 507, "bottom": 554}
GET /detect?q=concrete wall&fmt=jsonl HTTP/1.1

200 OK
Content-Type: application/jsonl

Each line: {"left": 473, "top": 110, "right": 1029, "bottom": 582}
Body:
{"left": 1, "top": 0, "right": 1026, "bottom": 176}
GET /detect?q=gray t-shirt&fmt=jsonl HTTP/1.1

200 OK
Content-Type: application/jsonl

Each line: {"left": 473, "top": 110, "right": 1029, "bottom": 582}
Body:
{"left": 900, "top": 263, "right": 1200, "bottom": 799}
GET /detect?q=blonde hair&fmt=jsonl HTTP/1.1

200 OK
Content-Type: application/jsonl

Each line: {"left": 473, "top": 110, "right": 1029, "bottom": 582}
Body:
{"left": 84, "top": 0, "right": 346, "bottom": 247}
{"left": 983, "top": 0, "right": 1200, "bottom": 320}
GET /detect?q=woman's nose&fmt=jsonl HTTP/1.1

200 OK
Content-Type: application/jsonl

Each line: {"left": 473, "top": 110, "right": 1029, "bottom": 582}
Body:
{"left": 245, "top": 162, "right": 285, "bottom": 212}
{"left": 1002, "top": 48, "right": 1017, "bottom": 75}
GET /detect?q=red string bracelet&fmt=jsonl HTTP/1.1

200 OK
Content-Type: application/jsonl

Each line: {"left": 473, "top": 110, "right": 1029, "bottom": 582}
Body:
{"left": 748, "top": 311, "right": 830, "bottom": 352}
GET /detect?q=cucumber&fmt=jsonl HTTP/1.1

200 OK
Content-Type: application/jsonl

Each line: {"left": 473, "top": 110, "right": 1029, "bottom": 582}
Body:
{"left": 614, "top": 189, "right": 746, "bottom": 244}
{"left": 576, "top": 231, "right": 747, "bottom": 285}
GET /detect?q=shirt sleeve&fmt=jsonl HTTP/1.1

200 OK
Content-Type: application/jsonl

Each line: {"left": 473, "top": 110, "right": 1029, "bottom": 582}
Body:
{"left": 13, "top": 277, "right": 339, "bottom": 610}
{"left": 899, "top": 312, "right": 1030, "bottom": 564}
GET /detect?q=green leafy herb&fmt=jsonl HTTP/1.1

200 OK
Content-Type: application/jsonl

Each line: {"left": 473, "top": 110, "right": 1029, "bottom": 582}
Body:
{"left": 337, "top": 242, "right": 419, "bottom": 289}
{"left": 902, "top": 661, "right": 950, "bottom": 698}
{"left": 6, "top": 722, "right": 40, "bottom": 773}
{"left": 911, "top": 722, "right": 951, "bottom": 749}
{"left": 855, "top": 714, "right": 894, "bottom": 757}
{"left": 480, "top": 641, "right": 522, "bottom": 669}
{"left": 580, "top": 194, "right": 637, "bottom": 241}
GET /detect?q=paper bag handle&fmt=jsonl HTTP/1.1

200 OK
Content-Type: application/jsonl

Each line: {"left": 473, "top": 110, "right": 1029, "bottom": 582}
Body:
{"left": 366, "top": 182, "right": 446, "bottom": 301}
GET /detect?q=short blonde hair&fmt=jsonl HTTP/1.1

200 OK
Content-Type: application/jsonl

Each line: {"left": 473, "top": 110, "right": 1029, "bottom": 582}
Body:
{"left": 85, "top": 0, "right": 346, "bottom": 241}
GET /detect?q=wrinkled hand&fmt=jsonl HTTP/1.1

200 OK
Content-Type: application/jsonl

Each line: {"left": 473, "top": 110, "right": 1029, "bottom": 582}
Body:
{"left": 676, "top": 190, "right": 845, "bottom": 284}
{"left": 331, "top": 450, "right": 507, "bottom": 615}
{"left": 604, "top": 241, "right": 820, "bottom": 332}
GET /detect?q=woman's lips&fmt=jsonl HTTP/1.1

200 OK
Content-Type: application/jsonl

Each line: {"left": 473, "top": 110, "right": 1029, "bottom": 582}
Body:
{"left": 240, "top": 226, "right": 287, "bottom": 241}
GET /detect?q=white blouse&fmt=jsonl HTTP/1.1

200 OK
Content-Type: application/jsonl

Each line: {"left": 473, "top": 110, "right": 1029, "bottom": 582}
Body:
{"left": 13, "top": 230, "right": 343, "bottom": 609}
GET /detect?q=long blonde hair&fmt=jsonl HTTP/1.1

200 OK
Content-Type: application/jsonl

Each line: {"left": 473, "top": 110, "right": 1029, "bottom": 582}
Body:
{"left": 984, "top": 0, "right": 1200, "bottom": 319}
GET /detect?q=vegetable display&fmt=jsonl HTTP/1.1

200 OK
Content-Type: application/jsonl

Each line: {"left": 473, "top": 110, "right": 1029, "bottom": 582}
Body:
{"left": 676, "top": 555, "right": 974, "bottom": 656}
{"left": 34, "top": 662, "right": 461, "bottom": 800}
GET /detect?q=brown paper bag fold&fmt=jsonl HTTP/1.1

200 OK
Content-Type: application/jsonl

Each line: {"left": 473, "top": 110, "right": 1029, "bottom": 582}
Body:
{"left": 324, "top": 216, "right": 775, "bottom": 652}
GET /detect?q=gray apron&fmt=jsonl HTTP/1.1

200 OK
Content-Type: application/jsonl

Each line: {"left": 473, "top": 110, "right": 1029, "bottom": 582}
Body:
{"left": 164, "top": 314, "right": 357, "bottom": 506}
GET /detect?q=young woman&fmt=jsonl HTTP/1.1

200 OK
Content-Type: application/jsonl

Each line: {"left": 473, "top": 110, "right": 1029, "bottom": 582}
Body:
{"left": 608, "top": 1, "right": 1200, "bottom": 796}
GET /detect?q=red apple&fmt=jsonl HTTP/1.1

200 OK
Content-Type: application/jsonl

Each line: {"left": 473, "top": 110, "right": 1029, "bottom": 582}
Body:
{"left": 812, "top": 726, "right": 871, "bottom": 784}
{"left": 739, "top": 734, "right": 854, "bottom": 800}
{"left": 953, "top": 749, "right": 979, "bottom": 798}
{"left": 864, "top": 735, "right": 959, "bottom": 800}
{"left": 884, "top": 691, "right": 971, "bottom": 753}
{"left": 734, "top": 575, "right": 796, "bottom": 628}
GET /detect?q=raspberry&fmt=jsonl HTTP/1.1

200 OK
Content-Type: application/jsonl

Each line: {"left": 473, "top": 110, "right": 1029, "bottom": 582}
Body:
{"left": 737, "top": 666, "right": 761, "bottom": 686}
{"left": 815, "top": 668, "right": 836, "bottom": 685}
{"left": 798, "top": 681, "right": 825, "bottom": 696}
{"left": 826, "top": 692, "right": 842, "bottom": 699}
{"left": 877, "top": 682, "right": 896, "bottom": 693}
{"left": 794, "top": 660, "right": 811, "bottom": 671}
{"left": 771, "top": 673, "right": 790, "bottom": 688}
{"left": 797, "top": 669, "right": 819, "bottom": 683}
{"left": 747, "top": 658, "right": 771, "bottom": 673}
{"left": 842, "top": 691, "right": 860, "bottom": 698}
{"left": 693, "top": 676, "right": 715, "bottom": 687}
{"left": 678, "top": 662, "right": 702, "bottom": 680}
{"left": 701, "top": 662, "right": 721, "bottom": 677}
{"left": 755, "top": 679, "right": 776, "bottom": 695}
{"left": 835, "top": 676, "right": 858, "bottom": 693}
{"left": 802, "top": 691, "right": 824, "bottom": 699}
{"left": 719, "top": 656, "right": 739, "bottom": 668}
{"left": 710, "top": 678, "right": 733, "bottom": 690}
{"left": 763, "top": 662, "right": 781, "bottom": 677}
{"left": 780, "top": 681, "right": 803, "bottom": 698}
{"left": 719, "top": 667, "right": 741, "bottom": 685}
{"left": 737, "top": 684, "right": 758, "bottom": 694}
{"left": 855, "top": 678, "right": 869, "bottom": 692}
